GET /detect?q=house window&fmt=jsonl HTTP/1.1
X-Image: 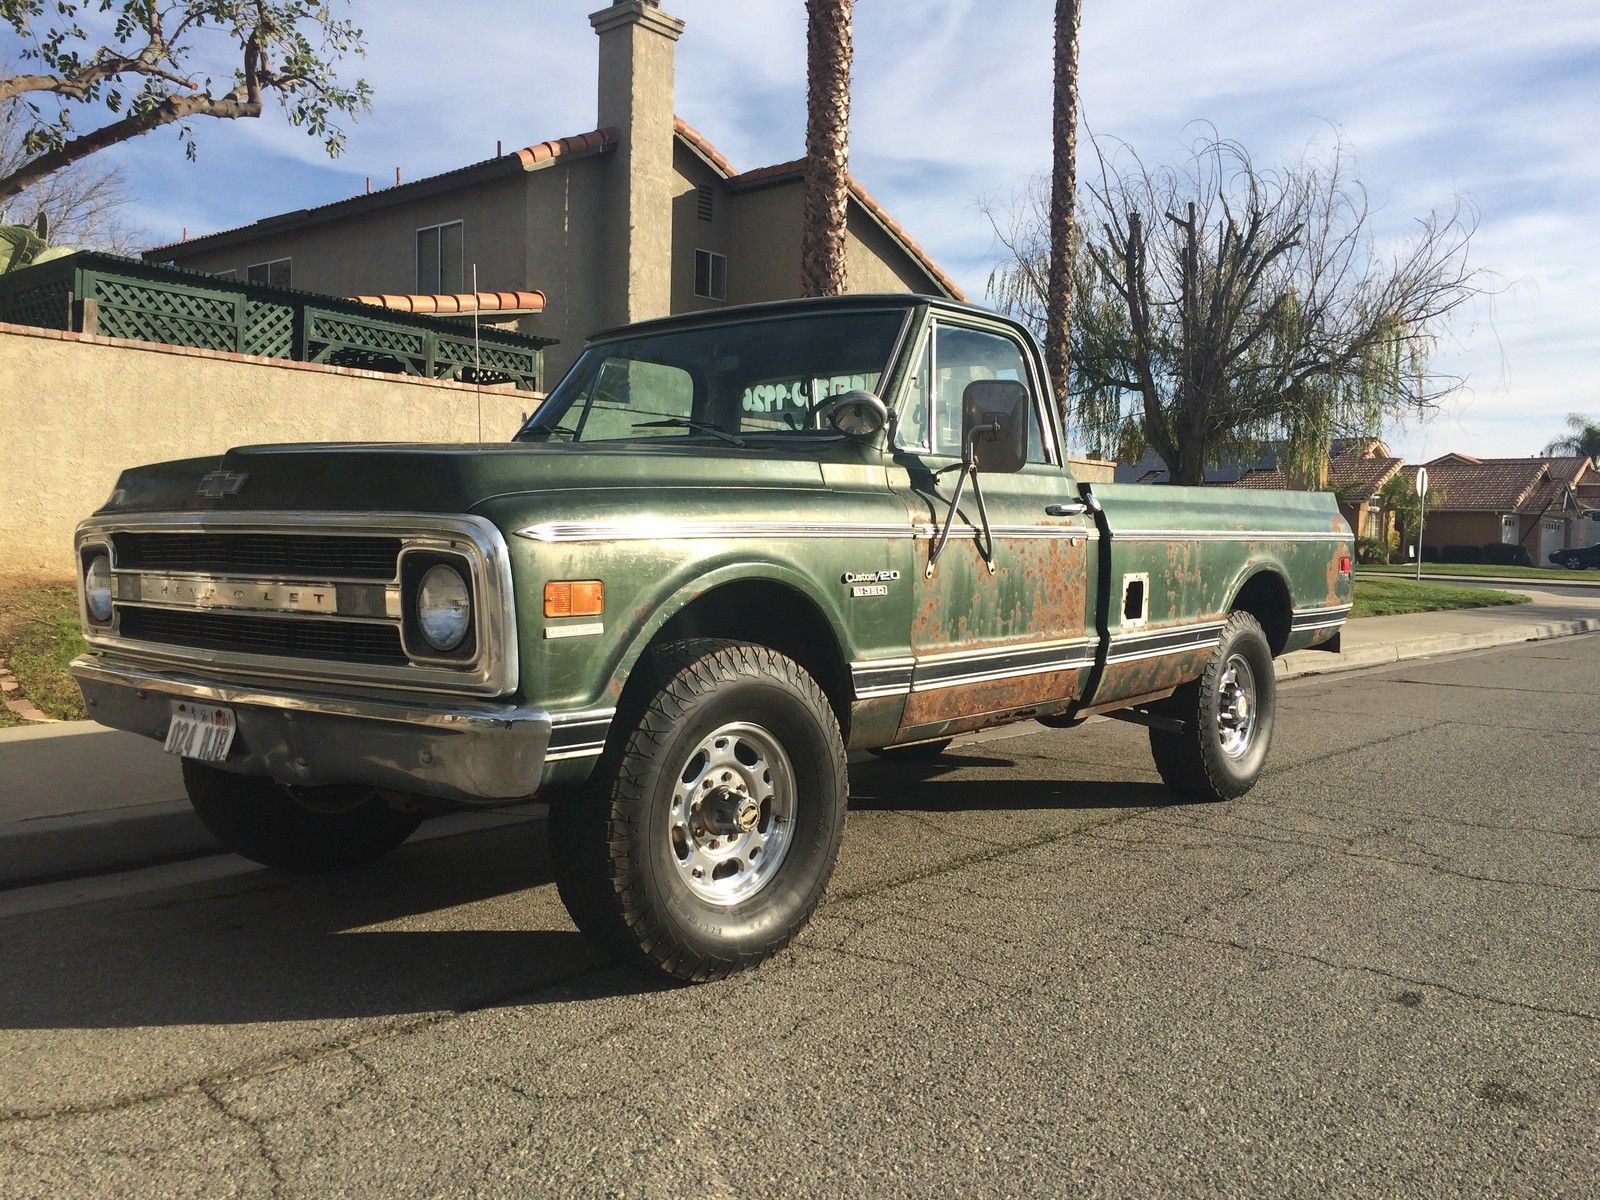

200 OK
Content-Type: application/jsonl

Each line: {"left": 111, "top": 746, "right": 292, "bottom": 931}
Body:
{"left": 696, "top": 184, "right": 714, "bottom": 221}
{"left": 694, "top": 249, "right": 727, "bottom": 301}
{"left": 1501, "top": 515, "right": 1517, "bottom": 544}
{"left": 417, "top": 221, "right": 464, "bottom": 294}
{"left": 246, "top": 258, "right": 291, "bottom": 288}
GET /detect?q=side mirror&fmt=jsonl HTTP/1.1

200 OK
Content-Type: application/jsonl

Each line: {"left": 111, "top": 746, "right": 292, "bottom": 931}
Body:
{"left": 816, "top": 389, "right": 889, "bottom": 438}
{"left": 961, "top": 380, "right": 1029, "bottom": 473}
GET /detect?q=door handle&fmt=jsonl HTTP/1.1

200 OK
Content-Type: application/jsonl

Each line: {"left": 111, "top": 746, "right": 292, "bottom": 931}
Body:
{"left": 1045, "top": 502, "right": 1089, "bottom": 517}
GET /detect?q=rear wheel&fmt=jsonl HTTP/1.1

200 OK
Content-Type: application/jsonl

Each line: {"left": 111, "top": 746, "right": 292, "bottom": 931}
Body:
{"left": 548, "top": 639, "right": 849, "bottom": 982}
{"left": 182, "top": 760, "right": 422, "bottom": 871}
{"left": 1147, "top": 611, "right": 1276, "bottom": 802}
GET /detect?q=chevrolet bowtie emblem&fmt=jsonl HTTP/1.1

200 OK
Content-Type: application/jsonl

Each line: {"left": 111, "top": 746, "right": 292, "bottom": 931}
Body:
{"left": 196, "top": 470, "right": 248, "bottom": 499}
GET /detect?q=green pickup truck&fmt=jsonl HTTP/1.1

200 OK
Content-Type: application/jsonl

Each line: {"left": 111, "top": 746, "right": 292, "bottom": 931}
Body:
{"left": 71, "top": 295, "right": 1352, "bottom": 981}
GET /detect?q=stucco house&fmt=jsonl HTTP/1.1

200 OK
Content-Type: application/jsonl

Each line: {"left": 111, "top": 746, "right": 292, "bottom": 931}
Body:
{"left": 143, "top": 1, "right": 963, "bottom": 382}
{"left": 1400, "top": 454, "right": 1600, "bottom": 562}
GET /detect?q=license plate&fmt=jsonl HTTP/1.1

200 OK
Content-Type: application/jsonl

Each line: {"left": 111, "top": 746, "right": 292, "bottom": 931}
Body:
{"left": 163, "top": 701, "right": 237, "bottom": 763}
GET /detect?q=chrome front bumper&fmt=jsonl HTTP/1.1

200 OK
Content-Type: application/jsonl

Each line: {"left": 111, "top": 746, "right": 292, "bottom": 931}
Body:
{"left": 71, "top": 655, "right": 551, "bottom": 805}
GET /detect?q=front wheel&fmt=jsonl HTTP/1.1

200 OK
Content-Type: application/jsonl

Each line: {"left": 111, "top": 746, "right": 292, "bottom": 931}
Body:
{"left": 548, "top": 639, "right": 849, "bottom": 982}
{"left": 182, "top": 761, "right": 423, "bottom": 871}
{"left": 1147, "top": 611, "right": 1276, "bottom": 802}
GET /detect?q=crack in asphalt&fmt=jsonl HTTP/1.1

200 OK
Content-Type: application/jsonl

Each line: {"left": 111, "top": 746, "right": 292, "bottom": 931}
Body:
{"left": 1131, "top": 926, "right": 1600, "bottom": 1024}
{"left": 1130, "top": 812, "right": 1600, "bottom": 895}
{"left": 198, "top": 1080, "right": 286, "bottom": 1200}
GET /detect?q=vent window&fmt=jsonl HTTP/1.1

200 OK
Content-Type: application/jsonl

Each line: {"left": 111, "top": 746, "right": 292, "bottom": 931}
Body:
{"left": 696, "top": 184, "right": 714, "bottom": 221}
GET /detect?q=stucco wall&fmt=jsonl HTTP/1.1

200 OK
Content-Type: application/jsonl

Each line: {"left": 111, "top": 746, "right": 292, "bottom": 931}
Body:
{"left": 0, "top": 323, "right": 537, "bottom": 581}
{"left": 160, "top": 173, "right": 531, "bottom": 302}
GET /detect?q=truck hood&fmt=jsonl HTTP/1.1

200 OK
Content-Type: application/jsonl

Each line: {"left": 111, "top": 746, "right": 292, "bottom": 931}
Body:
{"left": 95, "top": 440, "right": 833, "bottom": 517}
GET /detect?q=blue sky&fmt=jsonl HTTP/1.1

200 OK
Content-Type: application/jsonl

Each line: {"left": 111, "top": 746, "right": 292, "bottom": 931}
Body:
{"left": 69, "top": 0, "right": 1600, "bottom": 460}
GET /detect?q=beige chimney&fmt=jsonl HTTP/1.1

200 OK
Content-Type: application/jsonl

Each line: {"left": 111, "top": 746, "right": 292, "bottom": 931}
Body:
{"left": 590, "top": 1, "right": 685, "bottom": 326}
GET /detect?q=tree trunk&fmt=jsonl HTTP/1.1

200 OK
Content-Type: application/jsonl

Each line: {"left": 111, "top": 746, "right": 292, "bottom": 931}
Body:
{"left": 1044, "top": 0, "right": 1082, "bottom": 434}
{"left": 801, "top": 0, "right": 852, "bottom": 298}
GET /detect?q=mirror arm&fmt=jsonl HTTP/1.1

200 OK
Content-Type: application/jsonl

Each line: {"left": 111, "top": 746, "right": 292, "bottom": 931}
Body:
{"left": 925, "top": 423, "right": 1001, "bottom": 579}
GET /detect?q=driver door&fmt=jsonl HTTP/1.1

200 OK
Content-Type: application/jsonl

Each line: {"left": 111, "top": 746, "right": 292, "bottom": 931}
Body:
{"left": 887, "top": 316, "right": 1097, "bottom": 741}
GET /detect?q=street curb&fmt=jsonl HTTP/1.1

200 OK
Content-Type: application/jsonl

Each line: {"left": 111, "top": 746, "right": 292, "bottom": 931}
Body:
{"left": 1278, "top": 616, "right": 1600, "bottom": 681}
{"left": 1359, "top": 571, "right": 1600, "bottom": 589}
{"left": 0, "top": 801, "right": 211, "bottom": 889}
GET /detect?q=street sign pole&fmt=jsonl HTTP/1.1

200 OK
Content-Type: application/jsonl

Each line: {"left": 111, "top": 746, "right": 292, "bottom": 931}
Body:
{"left": 1415, "top": 467, "right": 1430, "bottom": 582}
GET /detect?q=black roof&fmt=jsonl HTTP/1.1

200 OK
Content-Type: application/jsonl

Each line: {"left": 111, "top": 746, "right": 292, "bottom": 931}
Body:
{"left": 587, "top": 293, "right": 1025, "bottom": 344}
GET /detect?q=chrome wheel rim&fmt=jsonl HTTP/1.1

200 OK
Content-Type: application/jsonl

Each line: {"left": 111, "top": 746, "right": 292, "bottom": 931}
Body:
{"left": 668, "top": 722, "right": 796, "bottom": 906}
{"left": 1216, "top": 654, "right": 1258, "bottom": 759}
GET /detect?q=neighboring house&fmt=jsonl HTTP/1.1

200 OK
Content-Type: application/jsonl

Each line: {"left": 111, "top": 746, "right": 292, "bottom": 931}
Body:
{"left": 1219, "top": 440, "right": 1403, "bottom": 542}
{"left": 143, "top": 1, "right": 963, "bottom": 382}
{"left": 1401, "top": 453, "right": 1600, "bottom": 562}
{"left": 1114, "top": 438, "right": 1385, "bottom": 486}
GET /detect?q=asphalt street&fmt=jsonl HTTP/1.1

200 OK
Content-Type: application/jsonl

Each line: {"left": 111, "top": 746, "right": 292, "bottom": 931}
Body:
{"left": 2, "top": 636, "right": 1597, "bottom": 1198}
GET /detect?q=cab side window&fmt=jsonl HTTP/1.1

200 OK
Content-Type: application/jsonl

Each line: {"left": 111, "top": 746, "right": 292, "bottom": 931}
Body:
{"left": 930, "top": 325, "right": 1048, "bottom": 464}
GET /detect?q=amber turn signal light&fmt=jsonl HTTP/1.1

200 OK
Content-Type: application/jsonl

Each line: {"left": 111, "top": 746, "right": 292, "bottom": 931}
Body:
{"left": 544, "top": 580, "right": 604, "bottom": 618}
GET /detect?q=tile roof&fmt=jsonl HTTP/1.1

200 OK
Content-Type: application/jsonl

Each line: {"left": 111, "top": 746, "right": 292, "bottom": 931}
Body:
{"left": 675, "top": 116, "right": 966, "bottom": 302}
{"left": 345, "top": 290, "right": 546, "bottom": 316}
{"left": 1402, "top": 455, "right": 1593, "bottom": 513}
{"left": 1220, "top": 451, "right": 1402, "bottom": 502}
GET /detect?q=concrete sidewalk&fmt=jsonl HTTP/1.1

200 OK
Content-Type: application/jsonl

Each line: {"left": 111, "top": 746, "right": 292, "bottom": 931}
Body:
{"left": 3, "top": 584, "right": 1597, "bottom": 887}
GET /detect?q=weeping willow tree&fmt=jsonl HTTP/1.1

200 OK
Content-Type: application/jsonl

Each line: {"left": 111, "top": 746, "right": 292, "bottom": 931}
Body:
{"left": 988, "top": 131, "right": 1486, "bottom": 482}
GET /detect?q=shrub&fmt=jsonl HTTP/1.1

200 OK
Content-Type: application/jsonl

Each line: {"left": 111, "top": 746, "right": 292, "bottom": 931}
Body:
{"left": 1480, "top": 543, "right": 1533, "bottom": 567}
{"left": 1442, "top": 544, "right": 1485, "bottom": 563}
{"left": 1356, "top": 537, "right": 1389, "bottom": 564}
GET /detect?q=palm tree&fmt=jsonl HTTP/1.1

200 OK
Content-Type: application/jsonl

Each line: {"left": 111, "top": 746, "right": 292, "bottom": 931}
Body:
{"left": 1543, "top": 413, "right": 1600, "bottom": 466}
{"left": 801, "top": 0, "right": 852, "bottom": 298}
{"left": 1044, "top": 0, "right": 1082, "bottom": 434}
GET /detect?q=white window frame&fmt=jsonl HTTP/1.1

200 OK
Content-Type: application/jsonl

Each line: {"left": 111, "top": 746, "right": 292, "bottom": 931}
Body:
{"left": 1500, "top": 515, "right": 1518, "bottom": 544}
{"left": 246, "top": 258, "right": 291, "bottom": 288}
{"left": 416, "top": 220, "right": 464, "bottom": 295}
{"left": 693, "top": 248, "right": 727, "bottom": 302}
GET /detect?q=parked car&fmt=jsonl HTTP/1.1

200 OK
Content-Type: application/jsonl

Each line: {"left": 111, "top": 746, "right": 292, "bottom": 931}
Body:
{"left": 1549, "top": 544, "right": 1600, "bottom": 570}
{"left": 70, "top": 294, "right": 1353, "bottom": 982}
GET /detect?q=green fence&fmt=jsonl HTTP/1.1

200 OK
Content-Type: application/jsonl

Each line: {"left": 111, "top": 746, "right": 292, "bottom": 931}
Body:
{"left": 0, "top": 252, "right": 550, "bottom": 391}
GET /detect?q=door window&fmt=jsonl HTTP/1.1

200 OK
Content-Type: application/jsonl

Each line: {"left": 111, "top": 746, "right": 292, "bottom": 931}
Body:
{"left": 896, "top": 322, "right": 1049, "bottom": 463}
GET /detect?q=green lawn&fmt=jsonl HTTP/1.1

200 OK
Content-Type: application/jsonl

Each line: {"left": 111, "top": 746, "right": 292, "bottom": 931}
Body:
{"left": 0, "top": 585, "right": 89, "bottom": 723}
{"left": 1351, "top": 576, "right": 1529, "bottom": 619}
{"left": 1361, "top": 562, "right": 1594, "bottom": 582}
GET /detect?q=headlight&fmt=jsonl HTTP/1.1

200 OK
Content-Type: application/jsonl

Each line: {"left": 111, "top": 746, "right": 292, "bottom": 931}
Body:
{"left": 84, "top": 554, "right": 114, "bottom": 623}
{"left": 416, "top": 563, "right": 471, "bottom": 652}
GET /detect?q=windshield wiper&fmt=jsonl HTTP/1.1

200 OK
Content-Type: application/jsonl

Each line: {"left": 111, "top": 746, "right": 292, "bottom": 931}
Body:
{"left": 632, "top": 417, "right": 746, "bottom": 447}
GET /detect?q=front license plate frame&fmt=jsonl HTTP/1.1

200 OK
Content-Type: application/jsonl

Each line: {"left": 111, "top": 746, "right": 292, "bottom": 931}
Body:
{"left": 162, "top": 700, "right": 238, "bottom": 763}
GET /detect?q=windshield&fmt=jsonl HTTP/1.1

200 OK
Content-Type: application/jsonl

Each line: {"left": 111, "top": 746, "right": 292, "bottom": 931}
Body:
{"left": 515, "top": 310, "right": 907, "bottom": 444}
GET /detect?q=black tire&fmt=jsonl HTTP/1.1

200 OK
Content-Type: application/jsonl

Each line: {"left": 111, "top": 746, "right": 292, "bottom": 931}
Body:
{"left": 867, "top": 738, "right": 953, "bottom": 761}
{"left": 182, "top": 760, "right": 423, "bottom": 872}
{"left": 548, "top": 638, "right": 848, "bottom": 983}
{"left": 1147, "top": 611, "right": 1276, "bottom": 803}
{"left": 1563, "top": 557, "right": 1583, "bottom": 571}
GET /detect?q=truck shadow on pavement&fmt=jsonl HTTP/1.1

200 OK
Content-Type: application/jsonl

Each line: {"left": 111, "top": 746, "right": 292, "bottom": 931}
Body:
{"left": 0, "top": 754, "right": 1184, "bottom": 1031}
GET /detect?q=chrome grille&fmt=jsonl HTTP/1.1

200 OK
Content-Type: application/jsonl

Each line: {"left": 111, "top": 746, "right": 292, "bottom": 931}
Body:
{"left": 112, "top": 531, "right": 400, "bottom": 580}
{"left": 77, "top": 512, "right": 519, "bottom": 698}
{"left": 121, "top": 608, "right": 407, "bottom": 664}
